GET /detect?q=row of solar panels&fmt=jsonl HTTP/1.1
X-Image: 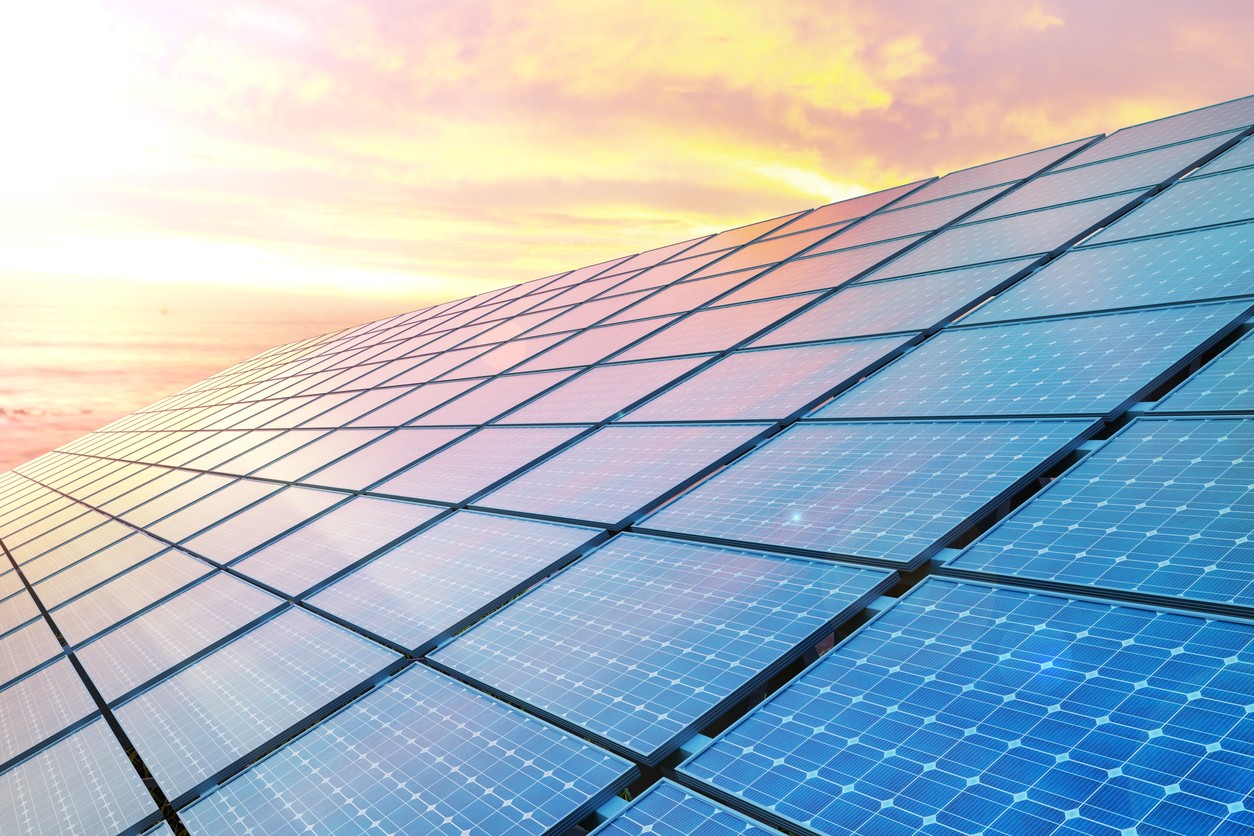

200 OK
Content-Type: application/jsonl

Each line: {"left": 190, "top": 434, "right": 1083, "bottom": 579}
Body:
{"left": 0, "top": 94, "right": 1251, "bottom": 834}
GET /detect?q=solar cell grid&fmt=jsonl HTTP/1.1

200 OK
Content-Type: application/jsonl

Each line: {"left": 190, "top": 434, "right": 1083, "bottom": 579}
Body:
{"left": 512, "top": 317, "right": 675, "bottom": 372}
{"left": 1190, "top": 134, "right": 1254, "bottom": 177}
{"left": 439, "top": 331, "right": 567, "bottom": 378}
{"left": 1154, "top": 328, "right": 1254, "bottom": 413}
{"left": 895, "top": 136, "right": 1096, "bottom": 205}
{"left": 373, "top": 426, "right": 585, "bottom": 503}
{"left": 751, "top": 259, "right": 1036, "bottom": 346}
{"left": 0, "top": 619, "right": 60, "bottom": 687}
{"left": 477, "top": 424, "right": 763, "bottom": 524}
{"left": 115, "top": 606, "right": 398, "bottom": 799}
{"left": 527, "top": 289, "right": 653, "bottom": 334}
{"left": 146, "top": 478, "right": 278, "bottom": 542}
{"left": 0, "top": 658, "right": 95, "bottom": 765}
{"left": 431, "top": 534, "right": 896, "bottom": 763}
{"left": 818, "top": 185, "right": 1006, "bottom": 251}
{"left": 499, "top": 356, "right": 705, "bottom": 424}
{"left": 343, "top": 381, "right": 476, "bottom": 427}
{"left": 409, "top": 370, "right": 572, "bottom": 425}
{"left": 946, "top": 417, "right": 1254, "bottom": 616}
{"left": 966, "top": 221, "right": 1254, "bottom": 324}
{"left": 590, "top": 779, "right": 777, "bottom": 836}
{"left": 681, "top": 212, "right": 804, "bottom": 258}
{"left": 249, "top": 428, "right": 386, "bottom": 481}
{"left": 626, "top": 335, "right": 914, "bottom": 422}
{"left": 180, "top": 486, "right": 344, "bottom": 563}
{"left": 606, "top": 271, "right": 758, "bottom": 323}
{"left": 778, "top": 180, "right": 927, "bottom": 231}
{"left": 179, "top": 664, "right": 634, "bottom": 836}
{"left": 680, "top": 578, "right": 1254, "bottom": 836}
{"left": 687, "top": 225, "right": 837, "bottom": 278}
{"left": 614, "top": 294, "right": 818, "bottom": 361}
{"left": 643, "top": 419, "right": 1094, "bottom": 568}
{"left": 818, "top": 301, "right": 1251, "bottom": 419}
{"left": 596, "top": 252, "right": 725, "bottom": 297}
{"left": 299, "top": 427, "right": 465, "bottom": 490}
{"left": 31, "top": 532, "right": 168, "bottom": 607}
{"left": 1087, "top": 165, "right": 1254, "bottom": 245}
{"left": 308, "top": 510, "right": 601, "bottom": 651}
{"left": 0, "top": 718, "right": 157, "bottom": 836}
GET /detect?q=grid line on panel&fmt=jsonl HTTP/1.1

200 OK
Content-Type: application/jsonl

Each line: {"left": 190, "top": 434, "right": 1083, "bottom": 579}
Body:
{"left": 1153, "top": 325, "right": 1254, "bottom": 414}
{"left": 0, "top": 532, "right": 187, "bottom": 834}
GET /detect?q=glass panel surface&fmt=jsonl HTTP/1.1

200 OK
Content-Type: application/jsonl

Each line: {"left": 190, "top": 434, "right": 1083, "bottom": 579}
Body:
{"left": 500, "top": 357, "right": 705, "bottom": 424}
{"left": 1087, "top": 166, "right": 1254, "bottom": 245}
{"left": 1154, "top": 329, "right": 1254, "bottom": 413}
{"left": 300, "top": 428, "right": 465, "bottom": 490}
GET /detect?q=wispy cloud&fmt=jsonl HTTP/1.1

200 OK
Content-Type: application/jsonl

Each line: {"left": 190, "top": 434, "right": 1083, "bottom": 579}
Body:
{"left": 1, "top": 0, "right": 1250, "bottom": 304}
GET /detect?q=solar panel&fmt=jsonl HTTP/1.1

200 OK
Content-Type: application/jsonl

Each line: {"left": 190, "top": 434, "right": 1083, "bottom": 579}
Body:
{"left": 180, "top": 486, "right": 344, "bottom": 563}
{"left": 1087, "top": 165, "right": 1254, "bottom": 245}
{"left": 817, "top": 186, "right": 1008, "bottom": 251}
{"left": 945, "top": 417, "right": 1254, "bottom": 617}
{"left": 613, "top": 295, "right": 818, "bottom": 361}
{"left": 430, "top": 534, "right": 896, "bottom": 763}
{"left": 307, "top": 511, "right": 600, "bottom": 651}
{"left": 476, "top": 424, "right": 764, "bottom": 524}
{"left": 590, "top": 779, "right": 776, "bottom": 836}
{"left": 965, "top": 221, "right": 1254, "bottom": 324}
{"left": 0, "top": 718, "right": 157, "bottom": 835}
{"left": 114, "top": 606, "right": 398, "bottom": 800}
{"left": 228, "top": 494, "right": 441, "bottom": 595}
{"left": 1190, "top": 135, "right": 1254, "bottom": 177}
{"left": 410, "top": 370, "right": 574, "bottom": 425}
{"left": 642, "top": 420, "right": 1094, "bottom": 568}
{"left": 0, "top": 658, "right": 95, "bottom": 764}
{"left": 713, "top": 237, "right": 923, "bottom": 306}
{"left": 1154, "top": 329, "right": 1254, "bottom": 413}
{"left": 817, "top": 301, "right": 1252, "bottom": 419}
{"left": 679, "top": 578, "right": 1254, "bottom": 836}
{"left": 179, "top": 664, "right": 635, "bottom": 835}
{"left": 896, "top": 136, "right": 1097, "bottom": 205}
{"left": 299, "top": 427, "right": 466, "bottom": 490}
{"left": 373, "top": 426, "right": 584, "bottom": 503}
{"left": 0, "top": 619, "right": 60, "bottom": 686}
{"left": 751, "top": 259, "right": 1037, "bottom": 345}
{"left": 499, "top": 356, "right": 705, "bottom": 424}
{"left": 626, "top": 336, "right": 915, "bottom": 422}
{"left": 512, "top": 318, "right": 675, "bottom": 372}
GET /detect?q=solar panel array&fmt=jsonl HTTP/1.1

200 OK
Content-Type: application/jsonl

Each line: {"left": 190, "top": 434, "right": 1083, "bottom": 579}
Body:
{"left": 0, "top": 95, "right": 1251, "bottom": 834}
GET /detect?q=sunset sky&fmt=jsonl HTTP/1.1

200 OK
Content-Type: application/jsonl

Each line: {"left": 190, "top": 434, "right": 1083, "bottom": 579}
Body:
{"left": 3, "top": 0, "right": 1252, "bottom": 306}
{"left": 1, "top": 1, "right": 1252, "bottom": 469}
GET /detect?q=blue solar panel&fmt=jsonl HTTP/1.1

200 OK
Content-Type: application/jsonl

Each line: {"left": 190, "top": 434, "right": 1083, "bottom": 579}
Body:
{"left": 590, "top": 779, "right": 776, "bottom": 836}
{"left": 965, "top": 221, "right": 1254, "bottom": 324}
{"left": 1088, "top": 166, "right": 1254, "bottom": 245}
{"left": 499, "top": 356, "right": 706, "bottom": 424}
{"left": 477, "top": 424, "right": 763, "bottom": 524}
{"left": 0, "top": 718, "right": 157, "bottom": 835}
{"left": 713, "top": 237, "right": 923, "bottom": 306}
{"left": 963, "top": 132, "right": 1241, "bottom": 223}
{"left": 626, "top": 336, "right": 914, "bottom": 422}
{"left": 817, "top": 301, "right": 1251, "bottom": 419}
{"left": 869, "top": 194, "right": 1135, "bottom": 279}
{"left": 180, "top": 486, "right": 344, "bottom": 563}
{"left": 945, "top": 417, "right": 1254, "bottom": 617}
{"left": 180, "top": 664, "right": 635, "bottom": 835}
{"left": 679, "top": 577, "right": 1254, "bottom": 836}
{"left": 0, "top": 658, "right": 95, "bottom": 764}
{"left": 642, "top": 420, "right": 1093, "bottom": 568}
{"left": 75, "top": 572, "right": 282, "bottom": 701}
{"left": 308, "top": 511, "right": 600, "bottom": 651}
{"left": 115, "top": 607, "right": 398, "bottom": 800}
{"left": 231, "top": 496, "right": 443, "bottom": 596}
{"left": 815, "top": 186, "right": 1005, "bottom": 251}
{"left": 614, "top": 295, "right": 817, "bottom": 361}
{"left": 1154, "top": 329, "right": 1254, "bottom": 413}
{"left": 430, "top": 534, "right": 895, "bottom": 763}
{"left": 1190, "top": 135, "right": 1254, "bottom": 177}
{"left": 751, "top": 259, "right": 1037, "bottom": 345}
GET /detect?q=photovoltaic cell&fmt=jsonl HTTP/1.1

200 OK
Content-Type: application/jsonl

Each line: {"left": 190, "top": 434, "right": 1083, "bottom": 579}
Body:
{"left": 431, "top": 534, "right": 895, "bottom": 762}
{"left": 145, "top": 478, "right": 278, "bottom": 542}
{"left": 180, "top": 486, "right": 344, "bottom": 563}
{"left": 643, "top": 420, "right": 1093, "bottom": 568}
{"left": 0, "top": 718, "right": 157, "bottom": 835}
{"left": 965, "top": 221, "right": 1254, "bottom": 323}
{"left": 308, "top": 511, "right": 600, "bottom": 650}
{"left": 249, "top": 429, "right": 386, "bottom": 481}
{"left": 500, "top": 357, "right": 705, "bottom": 424}
{"left": 713, "top": 237, "right": 922, "bottom": 306}
{"left": 299, "top": 427, "right": 465, "bottom": 490}
{"left": 627, "top": 336, "right": 914, "bottom": 422}
{"left": 0, "top": 619, "right": 61, "bottom": 686}
{"left": 783, "top": 181, "right": 927, "bottom": 230}
{"left": 1087, "top": 166, "right": 1254, "bottom": 245}
{"left": 116, "top": 607, "right": 398, "bottom": 799}
{"left": 869, "top": 193, "right": 1135, "bottom": 279}
{"left": 477, "top": 424, "right": 763, "bottom": 524}
{"left": 897, "top": 136, "right": 1095, "bottom": 205}
{"left": 590, "top": 780, "right": 776, "bottom": 836}
{"left": 231, "top": 496, "right": 442, "bottom": 595}
{"left": 682, "top": 213, "right": 804, "bottom": 258}
{"left": 751, "top": 259, "right": 1036, "bottom": 345}
{"left": 0, "top": 658, "right": 96, "bottom": 763}
{"left": 179, "top": 664, "right": 634, "bottom": 836}
{"left": 614, "top": 295, "right": 818, "bottom": 361}
{"left": 817, "top": 301, "right": 1251, "bottom": 419}
{"left": 1190, "top": 135, "right": 1254, "bottom": 177}
{"left": 512, "top": 318, "right": 675, "bottom": 372}
{"left": 606, "top": 273, "right": 757, "bottom": 323}
{"left": 1154, "top": 329, "right": 1254, "bottom": 413}
{"left": 76, "top": 572, "right": 281, "bottom": 701}
{"left": 680, "top": 578, "right": 1254, "bottom": 836}
{"left": 373, "top": 426, "right": 584, "bottom": 503}
{"left": 818, "top": 186, "right": 1006, "bottom": 251}
{"left": 946, "top": 417, "right": 1254, "bottom": 615}
{"left": 410, "top": 371, "right": 573, "bottom": 425}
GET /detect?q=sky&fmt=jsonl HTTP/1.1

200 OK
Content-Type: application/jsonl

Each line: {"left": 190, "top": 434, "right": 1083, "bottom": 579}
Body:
{"left": 1, "top": 0, "right": 1252, "bottom": 469}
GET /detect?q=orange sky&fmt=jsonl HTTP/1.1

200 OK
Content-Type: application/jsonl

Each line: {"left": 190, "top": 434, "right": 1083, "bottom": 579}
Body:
{"left": 1, "top": 0, "right": 1252, "bottom": 309}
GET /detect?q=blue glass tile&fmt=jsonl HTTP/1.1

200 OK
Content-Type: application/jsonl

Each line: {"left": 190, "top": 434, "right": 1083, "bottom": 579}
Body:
{"left": 680, "top": 578, "right": 1254, "bottom": 836}
{"left": 308, "top": 511, "right": 600, "bottom": 650}
{"left": 1089, "top": 166, "right": 1254, "bottom": 244}
{"left": 644, "top": 420, "right": 1091, "bottom": 568}
{"left": 966, "top": 221, "right": 1254, "bottom": 323}
{"left": 590, "top": 779, "right": 776, "bottom": 836}
{"left": 947, "top": 417, "right": 1254, "bottom": 615}
{"left": 431, "top": 534, "right": 894, "bottom": 762}
{"left": 180, "top": 665, "right": 634, "bottom": 836}
{"left": 1154, "top": 329, "right": 1254, "bottom": 413}
{"left": 818, "top": 302, "right": 1250, "bottom": 418}
{"left": 478, "top": 424, "right": 762, "bottom": 524}
{"left": 0, "top": 718, "right": 157, "bottom": 835}
{"left": 116, "top": 607, "right": 398, "bottom": 799}
{"left": 627, "top": 336, "right": 914, "bottom": 422}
